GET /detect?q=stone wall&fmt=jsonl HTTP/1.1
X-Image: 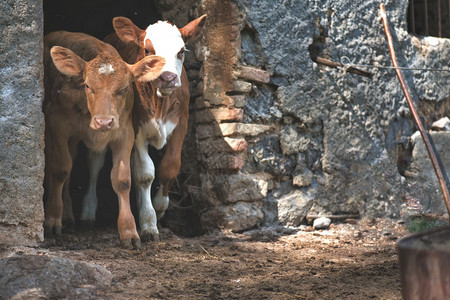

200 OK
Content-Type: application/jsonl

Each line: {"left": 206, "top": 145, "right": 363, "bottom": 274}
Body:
{"left": 0, "top": 0, "right": 44, "bottom": 246}
{"left": 1, "top": 0, "right": 448, "bottom": 243}
{"left": 178, "top": 0, "right": 450, "bottom": 232}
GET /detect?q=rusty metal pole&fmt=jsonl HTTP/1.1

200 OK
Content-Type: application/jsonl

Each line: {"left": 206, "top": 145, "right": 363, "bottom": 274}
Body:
{"left": 380, "top": 3, "right": 450, "bottom": 219}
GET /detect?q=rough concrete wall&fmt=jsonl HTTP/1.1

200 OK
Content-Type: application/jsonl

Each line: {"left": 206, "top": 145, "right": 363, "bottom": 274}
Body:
{"left": 184, "top": 0, "right": 449, "bottom": 232}
{"left": 0, "top": 0, "right": 44, "bottom": 246}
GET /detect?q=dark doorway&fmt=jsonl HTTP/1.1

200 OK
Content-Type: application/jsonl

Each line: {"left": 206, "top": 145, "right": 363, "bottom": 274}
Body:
{"left": 43, "top": 1, "right": 162, "bottom": 228}
{"left": 44, "top": 0, "right": 161, "bottom": 39}
{"left": 43, "top": 1, "right": 205, "bottom": 237}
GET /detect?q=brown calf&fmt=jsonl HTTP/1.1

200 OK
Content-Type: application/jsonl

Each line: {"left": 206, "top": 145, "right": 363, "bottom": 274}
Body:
{"left": 43, "top": 31, "right": 165, "bottom": 248}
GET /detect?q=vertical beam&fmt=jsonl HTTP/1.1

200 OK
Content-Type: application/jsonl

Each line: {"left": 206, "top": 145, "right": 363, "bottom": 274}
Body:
{"left": 437, "top": 0, "right": 441, "bottom": 37}
{"left": 410, "top": 0, "right": 416, "bottom": 34}
{"left": 424, "top": 0, "right": 429, "bottom": 35}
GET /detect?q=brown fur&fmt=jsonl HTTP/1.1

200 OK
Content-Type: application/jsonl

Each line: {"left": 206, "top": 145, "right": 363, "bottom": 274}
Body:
{"left": 43, "top": 31, "right": 164, "bottom": 248}
{"left": 107, "top": 16, "right": 206, "bottom": 199}
{"left": 101, "top": 15, "right": 206, "bottom": 241}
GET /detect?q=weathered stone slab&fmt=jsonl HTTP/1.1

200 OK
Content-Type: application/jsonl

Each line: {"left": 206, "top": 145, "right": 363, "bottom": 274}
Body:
{"left": 218, "top": 202, "right": 264, "bottom": 232}
{"left": 224, "top": 137, "right": 248, "bottom": 152}
{"left": 235, "top": 65, "right": 270, "bottom": 84}
{"left": 277, "top": 188, "right": 315, "bottom": 226}
{"left": 219, "top": 123, "right": 272, "bottom": 137}
{"left": 0, "top": 255, "right": 112, "bottom": 300}
{"left": 0, "top": 0, "right": 44, "bottom": 246}
{"left": 203, "top": 154, "right": 244, "bottom": 170}
{"left": 405, "top": 131, "right": 450, "bottom": 215}
{"left": 232, "top": 80, "right": 252, "bottom": 93}
{"left": 197, "top": 138, "right": 236, "bottom": 156}
{"left": 210, "top": 107, "right": 244, "bottom": 122}
{"left": 215, "top": 173, "right": 269, "bottom": 203}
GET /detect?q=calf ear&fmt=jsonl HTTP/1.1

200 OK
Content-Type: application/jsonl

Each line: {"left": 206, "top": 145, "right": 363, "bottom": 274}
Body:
{"left": 179, "top": 14, "right": 207, "bottom": 44}
{"left": 130, "top": 55, "right": 166, "bottom": 82}
{"left": 113, "top": 17, "right": 143, "bottom": 45}
{"left": 50, "top": 46, "right": 86, "bottom": 77}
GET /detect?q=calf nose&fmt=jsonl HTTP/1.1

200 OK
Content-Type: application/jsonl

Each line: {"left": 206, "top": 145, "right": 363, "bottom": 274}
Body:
{"left": 159, "top": 71, "right": 178, "bottom": 86}
{"left": 94, "top": 117, "right": 114, "bottom": 130}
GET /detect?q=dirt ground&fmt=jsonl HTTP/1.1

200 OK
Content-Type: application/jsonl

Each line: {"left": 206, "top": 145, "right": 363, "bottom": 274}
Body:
{"left": 33, "top": 218, "right": 409, "bottom": 299}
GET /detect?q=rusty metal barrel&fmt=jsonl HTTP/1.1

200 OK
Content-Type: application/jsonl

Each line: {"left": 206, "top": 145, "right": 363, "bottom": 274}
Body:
{"left": 397, "top": 226, "right": 450, "bottom": 299}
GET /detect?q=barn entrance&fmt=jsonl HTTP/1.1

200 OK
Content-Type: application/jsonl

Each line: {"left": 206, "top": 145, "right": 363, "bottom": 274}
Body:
{"left": 43, "top": 0, "right": 204, "bottom": 237}
{"left": 43, "top": 0, "right": 160, "bottom": 39}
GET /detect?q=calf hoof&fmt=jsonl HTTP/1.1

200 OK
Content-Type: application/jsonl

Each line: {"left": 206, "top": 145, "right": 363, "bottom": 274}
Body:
{"left": 141, "top": 230, "right": 160, "bottom": 243}
{"left": 120, "top": 237, "right": 142, "bottom": 250}
{"left": 44, "top": 226, "right": 62, "bottom": 237}
{"left": 78, "top": 220, "right": 95, "bottom": 231}
{"left": 62, "top": 216, "right": 75, "bottom": 228}
{"left": 63, "top": 222, "right": 76, "bottom": 234}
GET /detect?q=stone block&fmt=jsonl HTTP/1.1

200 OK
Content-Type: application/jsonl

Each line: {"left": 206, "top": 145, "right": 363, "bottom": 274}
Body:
{"left": 224, "top": 137, "right": 248, "bottom": 152}
{"left": 203, "top": 154, "right": 243, "bottom": 170}
{"left": 218, "top": 202, "right": 264, "bottom": 232}
{"left": 432, "top": 117, "right": 450, "bottom": 131}
{"left": 277, "top": 188, "right": 316, "bottom": 226}
{"left": 230, "top": 95, "right": 246, "bottom": 108}
{"left": 293, "top": 168, "right": 313, "bottom": 187}
{"left": 194, "top": 109, "right": 216, "bottom": 124}
{"left": 219, "top": 123, "right": 237, "bottom": 136}
{"left": 215, "top": 173, "right": 270, "bottom": 203}
{"left": 219, "top": 123, "right": 272, "bottom": 137}
{"left": 210, "top": 107, "right": 244, "bottom": 122}
{"left": 194, "top": 97, "right": 211, "bottom": 109}
{"left": 235, "top": 65, "right": 270, "bottom": 84}
{"left": 198, "top": 138, "right": 234, "bottom": 156}
{"left": 232, "top": 80, "right": 252, "bottom": 93}
{"left": 196, "top": 124, "right": 221, "bottom": 140}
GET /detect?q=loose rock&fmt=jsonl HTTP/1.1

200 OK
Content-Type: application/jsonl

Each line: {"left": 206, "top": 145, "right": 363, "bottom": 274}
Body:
{"left": 313, "top": 217, "right": 332, "bottom": 230}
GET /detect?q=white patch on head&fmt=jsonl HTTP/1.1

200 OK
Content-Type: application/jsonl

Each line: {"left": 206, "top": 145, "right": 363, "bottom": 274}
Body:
{"left": 144, "top": 21, "right": 185, "bottom": 86}
{"left": 98, "top": 63, "right": 115, "bottom": 75}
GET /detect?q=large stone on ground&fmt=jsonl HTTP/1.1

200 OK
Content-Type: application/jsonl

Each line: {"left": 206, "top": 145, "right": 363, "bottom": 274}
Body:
{"left": 405, "top": 131, "right": 450, "bottom": 215}
{"left": 277, "top": 188, "right": 315, "bottom": 226}
{"left": 201, "top": 202, "right": 264, "bottom": 232}
{"left": 0, "top": 255, "right": 112, "bottom": 300}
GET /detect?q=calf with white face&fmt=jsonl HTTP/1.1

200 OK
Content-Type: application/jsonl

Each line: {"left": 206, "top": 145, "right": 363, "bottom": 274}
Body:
{"left": 81, "top": 16, "right": 206, "bottom": 241}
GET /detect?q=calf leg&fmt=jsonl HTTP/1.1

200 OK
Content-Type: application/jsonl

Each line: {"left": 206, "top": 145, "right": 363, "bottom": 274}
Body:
{"left": 110, "top": 126, "right": 140, "bottom": 249}
{"left": 132, "top": 133, "right": 159, "bottom": 242}
{"left": 153, "top": 116, "right": 187, "bottom": 221}
{"left": 44, "top": 133, "right": 72, "bottom": 236}
{"left": 80, "top": 148, "right": 107, "bottom": 226}
{"left": 62, "top": 139, "right": 78, "bottom": 229}
{"left": 153, "top": 182, "right": 171, "bottom": 220}
{"left": 61, "top": 178, "right": 75, "bottom": 229}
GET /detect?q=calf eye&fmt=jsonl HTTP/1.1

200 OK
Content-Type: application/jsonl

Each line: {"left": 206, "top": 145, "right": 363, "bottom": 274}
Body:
{"left": 84, "top": 83, "right": 94, "bottom": 94}
{"left": 177, "top": 49, "right": 185, "bottom": 60}
{"left": 145, "top": 49, "right": 150, "bottom": 55}
{"left": 116, "top": 86, "right": 128, "bottom": 95}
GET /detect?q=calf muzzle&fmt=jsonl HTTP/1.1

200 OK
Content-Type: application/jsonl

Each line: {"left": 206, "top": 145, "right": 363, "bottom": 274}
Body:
{"left": 156, "top": 71, "right": 178, "bottom": 96}
{"left": 91, "top": 115, "right": 116, "bottom": 130}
